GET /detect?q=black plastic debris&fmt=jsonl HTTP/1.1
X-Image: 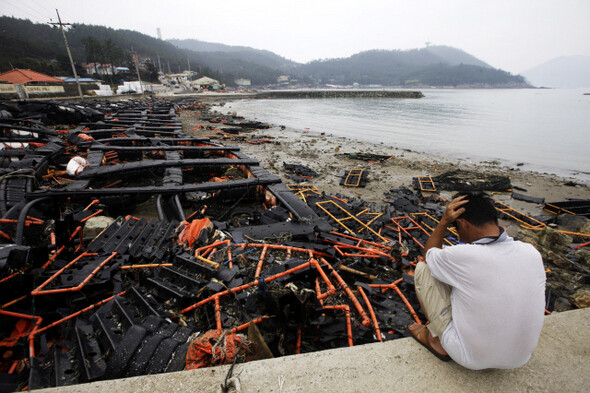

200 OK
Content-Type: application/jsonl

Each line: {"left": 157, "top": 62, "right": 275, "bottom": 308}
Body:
{"left": 512, "top": 192, "right": 545, "bottom": 204}
{"left": 336, "top": 152, "right": 393, "bottom": 163}
{"left": 544, "top": 199, "right": 590, "bottom": 217}
{"left": 3, "top": 97, "right": 566, "bottom": 391}
{"left": 340, "top": 169, "right": 368, "bottom": 187}
{"left": 283, "top": 163, "right": 319, "bottom": 182}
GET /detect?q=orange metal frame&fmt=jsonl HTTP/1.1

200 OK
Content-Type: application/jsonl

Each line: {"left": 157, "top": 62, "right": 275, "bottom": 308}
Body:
{"left": 31, "top": 252, "right": 118, "bottom": 296}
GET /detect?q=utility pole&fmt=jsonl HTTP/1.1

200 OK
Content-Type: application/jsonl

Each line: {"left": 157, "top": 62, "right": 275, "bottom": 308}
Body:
{"left": 49, "top": 9, "right": 83, "bottom": 100}
{"left": 131, "top": 47, "right": 144, "bottom": 94}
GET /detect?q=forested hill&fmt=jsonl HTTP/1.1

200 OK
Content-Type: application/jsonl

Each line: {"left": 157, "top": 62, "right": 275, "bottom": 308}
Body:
{"left": 0, "top": 16, "right": 281, "bottom": 85}
{"left": 167, "top": 38, "right": 297, "bottom": 70}
{"left": 295, "top": 48, "right": 527, "bottom": 87}
{"left": 0, "top": 16, "right": 528, "bottom": 87}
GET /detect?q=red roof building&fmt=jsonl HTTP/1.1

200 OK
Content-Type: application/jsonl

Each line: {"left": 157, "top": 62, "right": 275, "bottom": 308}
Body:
{"left": 0, "top": 69, "right": 63, "bottom": 85}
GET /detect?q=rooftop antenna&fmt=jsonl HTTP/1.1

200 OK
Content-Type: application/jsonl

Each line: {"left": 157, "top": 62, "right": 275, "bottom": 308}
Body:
{"left": 49, "top": 9, "right": 84, "bottom": 100}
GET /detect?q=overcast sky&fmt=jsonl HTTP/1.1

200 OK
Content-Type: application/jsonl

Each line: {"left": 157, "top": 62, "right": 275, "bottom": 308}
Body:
{"left": 2, "top": 0, "right": 589, "bottom": 74}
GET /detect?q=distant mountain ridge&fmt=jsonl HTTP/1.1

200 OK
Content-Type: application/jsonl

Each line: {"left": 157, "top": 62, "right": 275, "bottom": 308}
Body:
{"left": 294, "top": 47, "right": 525, "bottom": 87}
{"left": 167, "top": 40, "right": 526, "bottom": 87}
{"left": 422, "top": 45, "right": 492, "bottom": 68}
{"left": 168, "top": 38, "right": 297, "bottom": 70}
{"left": 0, "top": 16, "right": 527, "bottom": 88}
{"left": 521, "top": 56, "right": 590, "bottom": 88}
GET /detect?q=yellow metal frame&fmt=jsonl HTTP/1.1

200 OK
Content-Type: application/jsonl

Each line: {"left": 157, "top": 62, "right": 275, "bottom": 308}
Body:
{"left": 494, "top": 200, "right": 590, "bottom": 238}
{"left": 543, "top": 203, "right": 576, "bottom": 216}
{"left": 287, "top": 184, "right": 320, "bottom": 202}
{"left": 287, "top": 184, "right": 319, "bottom": 193}
{"left": 417, "top": 176, "right": 437, "bottom": 192}
{"left": 411, "top": 212, "right": 458, "bottom": 245}
{"left": 356, "top": 209, "right": 384, "bottom": 234}
{"left": 343, "top": 169, "right": 364, "bottom": 187}
{"left": 494, "top": 200, "right": 546, "bottom": 229}
{"left": 315, "top": 201, "right": 388, "bottom": 241}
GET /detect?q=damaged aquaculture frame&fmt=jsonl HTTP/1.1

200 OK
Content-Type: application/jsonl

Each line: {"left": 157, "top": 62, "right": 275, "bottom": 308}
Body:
{"left": 0, "top": 98, "right": 586, "bottom": 391}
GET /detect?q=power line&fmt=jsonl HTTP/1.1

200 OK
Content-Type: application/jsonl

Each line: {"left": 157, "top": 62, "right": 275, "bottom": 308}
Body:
{"left": 48, "top": 9, "right": 83, "bottom": 100}
{"left": 28, "top": 0, "right": 56, "bottom": 16}
{"left": 2, "top": 0, "right": 48, "bottom": 22}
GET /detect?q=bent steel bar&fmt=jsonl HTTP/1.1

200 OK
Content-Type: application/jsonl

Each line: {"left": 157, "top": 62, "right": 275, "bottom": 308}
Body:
{"left": 77, "top": 137, "right": 214, "bottom": 146}
{"left": 0, "top": 121, "right": 58, "bottom": 136}
{"left": 75, "top": 158, "right": 260, "bottom": 179}
{"left": 90, "top": 145, "right": 241, "bottom": 152}
{"left": 27, "top": 176, "right": 282, "bottom": 197}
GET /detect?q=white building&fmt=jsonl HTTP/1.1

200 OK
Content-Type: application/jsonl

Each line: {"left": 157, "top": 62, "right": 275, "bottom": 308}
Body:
{"left": 234, "top": 78, "right": 251, "bottom": 86}
{"left": 116, "top": 81, "right": 151, "bottom": 94}
{"left": 191, "top": 76, "right": 220, "bottom": 90}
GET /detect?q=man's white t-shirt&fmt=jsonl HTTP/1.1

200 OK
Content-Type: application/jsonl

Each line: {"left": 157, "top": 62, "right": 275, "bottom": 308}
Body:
{"left": 426, "top": 231, "right": 546, "bottom": 370}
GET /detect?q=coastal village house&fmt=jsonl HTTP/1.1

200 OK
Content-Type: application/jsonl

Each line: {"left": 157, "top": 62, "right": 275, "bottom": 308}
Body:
{"left": 60, "top": 77, "right": 112, "bottom": 96}
{"left": 0, "top": 69, "right": 106, "bottom": 98}
{"left": 84, "top": 64, "right": 130, "bottom": 76}
{"left": 191, "top": 76, "right": 220, "bottom": 90}
{"left": 162, "top": 71, "right": 197, "bottom": 87}
{"left": 85, "top": 63, "right": 116, "bottom": 76}
{"left": 234, "top": 78, "right": 251, "bottom": 87}
{"left": 0, "top": 68, "right": 67, "bottom": 99}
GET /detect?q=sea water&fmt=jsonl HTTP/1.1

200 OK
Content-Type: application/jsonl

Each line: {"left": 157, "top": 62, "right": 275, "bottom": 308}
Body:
{"left": 220, "top": 89, "right": 590, "bottom": 182}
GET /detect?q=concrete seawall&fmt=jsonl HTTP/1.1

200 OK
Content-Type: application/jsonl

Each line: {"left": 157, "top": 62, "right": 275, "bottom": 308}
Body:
{"left": 38, "top": 308, "right": 590, "bottom": 393}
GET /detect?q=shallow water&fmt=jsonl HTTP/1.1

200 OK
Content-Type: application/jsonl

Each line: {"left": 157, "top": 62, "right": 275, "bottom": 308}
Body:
{"left": 220, "top": 88, "right": 590, "bottom": 182}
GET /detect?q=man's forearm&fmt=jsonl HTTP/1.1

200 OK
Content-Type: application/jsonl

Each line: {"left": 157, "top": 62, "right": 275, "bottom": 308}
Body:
{"left": 422, "top": 222, "right": 449, "bottom": 260}
{"left": 423, "top": 194, "right": 468, "bottom": 261}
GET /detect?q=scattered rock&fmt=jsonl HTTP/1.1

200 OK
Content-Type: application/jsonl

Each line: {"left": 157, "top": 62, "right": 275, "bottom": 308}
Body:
{"left": 83, "top": 215, "right": 115, "bottom": 238}
{"left": 571, "top": 249, "right": 590, "bottom": 267}
{"left": 535, "top": 227, "right": 572, "bottom": 255}
{"left": 569, "top": 288, "right": 590, "bottom": 309}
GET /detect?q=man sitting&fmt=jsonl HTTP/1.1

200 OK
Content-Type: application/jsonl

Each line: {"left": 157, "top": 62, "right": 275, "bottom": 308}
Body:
{"left": 408, "top": 192, "right": 546, "bottom": 369}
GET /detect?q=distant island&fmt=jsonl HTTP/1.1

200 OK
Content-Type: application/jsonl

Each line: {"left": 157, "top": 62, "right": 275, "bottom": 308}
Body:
{"left": 521, "top": 55, "right": 590, "bottom": 88}
{"left": 1, "top": 16, "right": 529, "bottom": 89}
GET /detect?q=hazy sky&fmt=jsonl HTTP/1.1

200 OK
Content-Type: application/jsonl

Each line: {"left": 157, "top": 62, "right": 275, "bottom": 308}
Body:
{"left": 2, "top": 0, "right": 589, "bottom": 74}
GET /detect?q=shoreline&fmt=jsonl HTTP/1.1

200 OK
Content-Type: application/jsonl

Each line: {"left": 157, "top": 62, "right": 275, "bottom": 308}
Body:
{"left": 211, "top": 94, "right": 590, "bottom": 184}
{"left": 180, "top": 101, "right": 589, "bottom": 238}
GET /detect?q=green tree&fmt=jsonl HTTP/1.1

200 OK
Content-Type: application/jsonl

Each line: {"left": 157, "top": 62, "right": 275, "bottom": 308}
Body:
{"left": 82, "top": 36, "right": 102, "bottom": 74}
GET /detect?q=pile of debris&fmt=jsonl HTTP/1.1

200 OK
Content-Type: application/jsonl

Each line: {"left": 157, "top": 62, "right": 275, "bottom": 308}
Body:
{"left": 0, "top": 98, "right": 588, "bottom": 391}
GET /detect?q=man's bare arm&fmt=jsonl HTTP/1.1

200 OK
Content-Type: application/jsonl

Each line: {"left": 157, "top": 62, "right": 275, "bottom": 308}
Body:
{"left": 422, "top": 195, "right": 469, "bottom": 260}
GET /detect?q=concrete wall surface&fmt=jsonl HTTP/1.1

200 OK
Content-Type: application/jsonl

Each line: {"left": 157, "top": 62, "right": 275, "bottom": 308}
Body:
{"left": 37, "top": 308, "right": 590, "bottom": 393}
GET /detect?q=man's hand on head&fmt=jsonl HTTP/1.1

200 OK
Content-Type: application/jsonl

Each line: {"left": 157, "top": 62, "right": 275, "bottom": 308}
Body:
{"left": 440, "top": 194, "right": 469, "bottom": 228}
{"left": 423, "top": 195, "right": 468, "bottom": 258}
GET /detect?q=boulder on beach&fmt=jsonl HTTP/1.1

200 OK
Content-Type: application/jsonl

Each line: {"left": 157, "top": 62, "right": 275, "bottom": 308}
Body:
{"left": 570, "top": 288, "right": 590, "bottom": 309}
{"left": 535, "top": 226, "right": 573, "bottom": 255}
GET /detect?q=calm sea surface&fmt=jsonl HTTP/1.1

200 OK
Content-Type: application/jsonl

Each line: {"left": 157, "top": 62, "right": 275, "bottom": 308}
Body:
{"left": 220, "top": 89, "right": 590, "bottom": 182}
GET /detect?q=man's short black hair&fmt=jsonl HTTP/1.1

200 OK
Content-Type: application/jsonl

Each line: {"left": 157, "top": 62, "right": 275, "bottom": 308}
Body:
{"left": 452, "top": 191, "right": 498, "bottom": 227}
